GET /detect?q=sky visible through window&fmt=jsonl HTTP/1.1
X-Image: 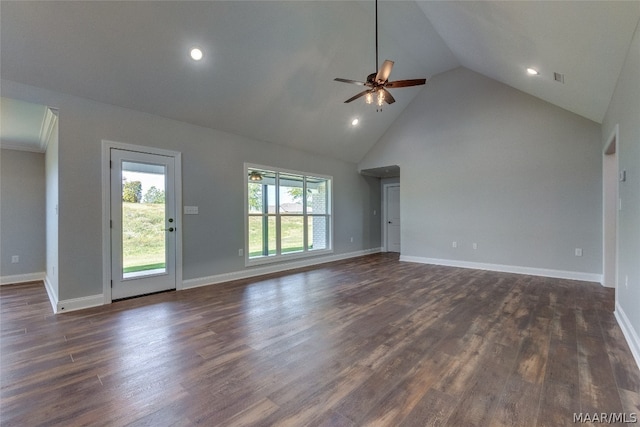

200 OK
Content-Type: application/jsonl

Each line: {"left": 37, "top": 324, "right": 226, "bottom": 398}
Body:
{"left": 123, "top": 171, "right": 165, "bottom": 196}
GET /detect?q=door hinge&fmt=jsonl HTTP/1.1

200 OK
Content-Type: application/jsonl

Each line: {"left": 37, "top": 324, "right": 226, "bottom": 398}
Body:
{"left": 110, "top": 220, "right": 112, "bottom": 228}
{"left": 110, "top": 160, "right": 112, "bottom": 168}
{"left": 110, "top": 280, "right": 113, "bottom": 288}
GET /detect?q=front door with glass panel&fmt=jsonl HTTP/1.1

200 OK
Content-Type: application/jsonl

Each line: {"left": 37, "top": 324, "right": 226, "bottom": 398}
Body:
{"left": 110, "top": 149, "right": 176, "bottom": 299}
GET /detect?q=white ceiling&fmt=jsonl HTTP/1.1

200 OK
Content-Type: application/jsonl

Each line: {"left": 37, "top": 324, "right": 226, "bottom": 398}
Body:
{"left": 417, "top": 1, "right": 640, "bottom": 124}
{"left": 1, "top": 1, "right": 638, "bottom": 162}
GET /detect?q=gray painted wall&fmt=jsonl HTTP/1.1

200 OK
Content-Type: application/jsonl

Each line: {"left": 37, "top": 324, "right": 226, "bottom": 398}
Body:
{"left": 602, "top": 20, "right": 640, "bottom": 352}
{"left": 1, "top": 79, "right": 380, "bottom": 301}
{"left": 0, "top": 148, "right": 45, "bottom": 277}
{"left": 360, "top": 67, "right": 602, "bottom": 275}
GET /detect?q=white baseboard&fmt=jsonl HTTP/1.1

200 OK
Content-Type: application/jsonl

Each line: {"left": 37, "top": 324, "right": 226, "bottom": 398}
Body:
{"left": 56, "top": 294, "right": 104, "bottom": 313}
{"left": 43, "top": 275, "right": 58, "bottom": 313}
{"left": 0, "top": 272, "right": 45, "bottom": 285}
{"left": 615, "top": 302, "right": 640, "bottom": 372}
{"left": 183, "top": 248, "right": 382, "bottom": 290}
{"left": 399, "top": 255, "right": 602, "bottom": 283}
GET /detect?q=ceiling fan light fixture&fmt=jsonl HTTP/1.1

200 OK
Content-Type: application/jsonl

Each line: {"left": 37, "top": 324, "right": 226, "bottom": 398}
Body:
{"left": 526, "top": 67, "right": 539, "bottom": 75}
{"left": 248, "top": 171, "right": 263, "bottom": 181}
{"left": 351, "top": 118, "right": 359, "bottom": 126}
{"left": 333, "top": 0, "right": 426, "bottom": 109}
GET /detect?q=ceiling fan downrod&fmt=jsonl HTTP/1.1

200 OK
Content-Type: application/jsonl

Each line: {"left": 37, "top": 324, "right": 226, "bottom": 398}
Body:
{"left": 375, "top": 0, "right": 378, "bottom": 75}
{"left": 333, "top": 0, "right": 428, "bottom": 108}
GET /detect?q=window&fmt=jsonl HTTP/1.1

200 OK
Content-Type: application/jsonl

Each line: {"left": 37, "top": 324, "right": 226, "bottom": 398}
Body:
{"left": 246, "top": 164, "right": 332, "bottom": 264}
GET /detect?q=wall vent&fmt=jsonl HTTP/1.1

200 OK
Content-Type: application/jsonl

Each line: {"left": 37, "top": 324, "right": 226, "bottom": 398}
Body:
{"left": 553, "top": 72, "right": 565, "bottom": 83}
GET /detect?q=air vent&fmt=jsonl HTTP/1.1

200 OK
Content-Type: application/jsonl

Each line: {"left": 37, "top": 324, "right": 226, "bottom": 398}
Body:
{"left": 554, "top": 72, "right": 565, "bottom": 84}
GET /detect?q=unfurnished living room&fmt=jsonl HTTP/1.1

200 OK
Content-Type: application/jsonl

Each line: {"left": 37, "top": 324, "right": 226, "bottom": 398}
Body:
{"left": 1, "top": 1, "right": 639, "bottom": 426}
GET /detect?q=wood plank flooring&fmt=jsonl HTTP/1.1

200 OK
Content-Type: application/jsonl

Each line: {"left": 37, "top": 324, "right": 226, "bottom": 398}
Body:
{"left": 1, "top": 254, "right": 639, "bottom": 426}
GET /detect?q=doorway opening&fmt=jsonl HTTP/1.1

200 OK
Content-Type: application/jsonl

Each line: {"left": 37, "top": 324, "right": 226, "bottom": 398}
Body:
{"left": 383, "top": 183, "right": 401, "bottom": 253}
{"left": 360, "top": 165, "right": 401, "bottom": 253}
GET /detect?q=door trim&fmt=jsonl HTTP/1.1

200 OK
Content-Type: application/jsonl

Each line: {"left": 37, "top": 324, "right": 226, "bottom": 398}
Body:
{"left": 382, "top": 183, "right": 400, "bottom": 252}
{"left": 101, "top": 140, "right": 183, "bottom": 304}
{"left": 602, "top": 124, "right": 619, "bottom": 290}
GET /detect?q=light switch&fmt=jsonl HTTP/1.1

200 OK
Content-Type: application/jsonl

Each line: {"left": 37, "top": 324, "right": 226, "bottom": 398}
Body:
{"left": 184, "top": 206, "right": 199, "bottom": 215}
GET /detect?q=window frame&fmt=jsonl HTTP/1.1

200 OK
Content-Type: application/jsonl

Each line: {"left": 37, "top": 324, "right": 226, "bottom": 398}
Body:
{"left": 244, "top": 163, "right": 333, "bottom": 266}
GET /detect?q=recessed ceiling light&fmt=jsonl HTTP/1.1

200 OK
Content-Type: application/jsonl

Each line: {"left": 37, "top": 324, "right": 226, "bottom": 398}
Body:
{"left": 190, "top": 48, "right": 203, "bottom": 61}
{"left": 526, "top": 67, "right": 539, "bottom": 75}
{"left": 351, "top": 118, "right": 359, "bottom": 126}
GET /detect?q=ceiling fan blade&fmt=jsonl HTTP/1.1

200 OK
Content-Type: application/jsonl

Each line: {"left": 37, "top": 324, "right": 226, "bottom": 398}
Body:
{"left": 386, "top": 78, "right": 427, "bottom": 88}
{"left": 344, "top": 90, "right": 371, "bottom": 103}
{"left": 334, "top": 78, "right": 367, "bottom": 86}
{"left": 375, "top": 60, "right": 394, "bottom": 83}
{"left": 381, "top": 88, "right": 395, "bottom": 104}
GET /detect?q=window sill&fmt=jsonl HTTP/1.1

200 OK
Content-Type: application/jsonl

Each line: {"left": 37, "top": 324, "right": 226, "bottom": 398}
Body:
{"left": 245, "top": 248, "right": 334, "bottom": 268}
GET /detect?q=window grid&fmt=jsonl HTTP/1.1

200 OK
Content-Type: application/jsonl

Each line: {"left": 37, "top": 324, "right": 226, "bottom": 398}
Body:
{"left": 246, "top": 165, "right": 332, "bottom": 264}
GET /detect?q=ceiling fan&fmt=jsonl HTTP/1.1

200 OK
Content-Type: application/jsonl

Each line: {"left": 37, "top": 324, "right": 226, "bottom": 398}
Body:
{"left": 334, "top": 0, "right": 427, "bottom": 110}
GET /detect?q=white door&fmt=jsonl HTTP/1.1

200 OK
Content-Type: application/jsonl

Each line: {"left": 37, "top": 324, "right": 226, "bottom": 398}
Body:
{"left": 386, "top": 185, "right": 401, "bottom": 253}
{"left": 110, "top": 148, "right": 176, "bottom": 299}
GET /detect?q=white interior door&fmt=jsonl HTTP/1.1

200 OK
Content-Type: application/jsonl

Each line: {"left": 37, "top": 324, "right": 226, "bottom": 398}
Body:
{"left": 110, "top": 148, "right": 176, "bottom": 299}
{"left": 386, "top": 185, "right": 401, "bottom": 253}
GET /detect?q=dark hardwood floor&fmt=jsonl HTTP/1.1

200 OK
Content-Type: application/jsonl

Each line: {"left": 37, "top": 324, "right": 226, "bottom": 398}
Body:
{"left": 1, "top": 254, "right": 639, "bottom": 426}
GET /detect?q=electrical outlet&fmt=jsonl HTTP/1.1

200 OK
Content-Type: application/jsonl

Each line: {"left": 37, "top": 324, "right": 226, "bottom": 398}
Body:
{"left": 575, "top": 248, "right": 583, "bottom": 257}
{"left": 238, "top": 249, "right": 244, "bottom": 257}
{"left": 472, "top": 243, "right": 477, "bottom": 250}
{"left": 350, "top": 237, "right": 354, "bottom": 243}
{"left": 11, "top": 256, "right": 19, "bottom": 264}
{"left": 452, "top": 241, "right": 457, "bottom": 248}
{"left": 625, "top": 275, "right": 629, "bottom": 288}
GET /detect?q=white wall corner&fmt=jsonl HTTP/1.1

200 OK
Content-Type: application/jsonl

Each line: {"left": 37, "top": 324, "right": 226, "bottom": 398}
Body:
{"left": 399, "top": 256, "right": 603, "bottom": 283}
{"left": 615, "top": 303, "right": 640, "bottom": 372}
{"left": 183, "top": 248, "right": 382, "bottom": 290}
{"left": 43, "top": 275, "right": 58, "bottom": 313}
{"left": 56, "top": 294, "right": 104, "bottom": 314}
{"left": 38, "top": 107, "right": 59, "bottom": 152}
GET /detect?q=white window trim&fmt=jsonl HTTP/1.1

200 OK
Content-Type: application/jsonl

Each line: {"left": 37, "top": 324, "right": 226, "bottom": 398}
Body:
{"left": 244, "top": 163, "right": 333, "bottom": 267}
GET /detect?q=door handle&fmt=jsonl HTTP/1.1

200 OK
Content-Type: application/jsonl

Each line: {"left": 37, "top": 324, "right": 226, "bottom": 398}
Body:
{"left": 388, "top": 221, "right": 392, "bottom": 224}
{"left": 163, "top": 227, "right": 175, "bottom": 232}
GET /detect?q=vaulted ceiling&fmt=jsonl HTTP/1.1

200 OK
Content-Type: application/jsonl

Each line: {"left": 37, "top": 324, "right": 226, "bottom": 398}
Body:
{"left": 1, "top": 1, "right": 638, "bottom": 163}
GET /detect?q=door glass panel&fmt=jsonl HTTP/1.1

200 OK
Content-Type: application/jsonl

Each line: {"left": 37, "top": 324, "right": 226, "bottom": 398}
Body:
{"left": 121, "top": 161, "right": 167, "bottom": 279}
